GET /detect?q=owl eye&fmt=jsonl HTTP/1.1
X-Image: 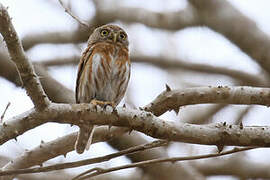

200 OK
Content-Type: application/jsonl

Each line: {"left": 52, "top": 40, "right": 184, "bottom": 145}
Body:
{"left": 119, "top": 32, "right": 126, "bottom": 40}
{"left": 100, "top": 29, "right": 109, "bottom": 36}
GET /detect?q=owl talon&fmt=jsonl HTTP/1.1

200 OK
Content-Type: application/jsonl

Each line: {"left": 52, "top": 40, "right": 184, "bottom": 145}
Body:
{"left": 90, "top": 99, "right": 115, "bottom": 108}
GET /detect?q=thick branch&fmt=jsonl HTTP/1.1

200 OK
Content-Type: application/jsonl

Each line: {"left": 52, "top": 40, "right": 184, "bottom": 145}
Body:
{"left": 21, "top": 2, "right": 199, "bottom": 50}
{"left": 0, "top": 56, "right": 74, "bottom": 103}
{"left": 94, "top": 0, "right": 199, "bottom": 30}
{"left": 189, "top": 0, "right": 270, "bottom": 75}
{"left": 1, "top": 127, "right": 128, "bottom": 180}
{"left": 145, "top": 86, "right": 270, "bottom": 116}
{"left": 0, "top": 4, "right": 50, "bottom": 110}
{"left": 0, "top": 140, "right": 167, "bottom": 177}
{"left": 0, "top": 54, "right": 200, "bottom": 180}
{"left": 2, "top": 99, "right": 270, "bottom": 148}
{"left": 133, "top": 55, "right": 268, "bottom": 86}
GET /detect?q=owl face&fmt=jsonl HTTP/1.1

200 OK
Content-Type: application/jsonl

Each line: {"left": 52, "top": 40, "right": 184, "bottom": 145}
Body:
{"left": 88, "top": 24, "right": 129, "bottom": 48}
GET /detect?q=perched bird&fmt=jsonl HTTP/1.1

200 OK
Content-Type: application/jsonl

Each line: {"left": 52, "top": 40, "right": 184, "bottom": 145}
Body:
{"left": 75, "top": 24, "right": 130, "bottom": 154}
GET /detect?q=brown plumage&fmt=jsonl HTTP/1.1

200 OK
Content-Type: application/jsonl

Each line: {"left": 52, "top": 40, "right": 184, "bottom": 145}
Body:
{"left": 75, "top": 24, "right": 130, "bottom": 154}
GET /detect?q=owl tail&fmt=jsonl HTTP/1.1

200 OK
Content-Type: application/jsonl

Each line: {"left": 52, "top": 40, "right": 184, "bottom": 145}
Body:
{"left": 75, "top": 124, "right": 96, "bottom": 154}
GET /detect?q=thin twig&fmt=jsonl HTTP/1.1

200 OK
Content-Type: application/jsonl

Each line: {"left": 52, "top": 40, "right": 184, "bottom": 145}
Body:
{"left": 73, "top": 146, "right": 256, "bottom": 180}
{"left": 0, "top": 140, "right": 168, "bottom": 176}
{"left": 0, "top": 102, "right": 10, "bottom": 122}
{"left": 58, "top": 0, "right": 89, "bottom": 28}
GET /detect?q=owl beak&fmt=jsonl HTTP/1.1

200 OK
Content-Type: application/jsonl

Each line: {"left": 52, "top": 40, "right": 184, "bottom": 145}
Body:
{"left": 112, "top": 33, "right": 117, "bottom": 43}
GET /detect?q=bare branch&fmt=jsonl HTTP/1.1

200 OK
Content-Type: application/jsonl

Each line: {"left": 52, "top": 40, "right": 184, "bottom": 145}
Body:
{"left": 20, "top": 2, "right": 199, "bottom": 50}
{"left": 184, "top": 104, "right": 227, "bottom": 124}
{"left": 144, "top": 86, "right": 270, "bottom": 116}
{"left": 0, "top": 140, "right": 167, "bottom": 177}
{"left": 39, "top": 54, "right": 268, "bottom": 87}
{"left": 0, "top": 52, "right": 22, "bottom": 86}
{"left": 0, "top": 55, "right": 201, "bottom": 180}
{"left": 0, "top": 56, "right": 75, "bottom": 103}
{"left": 94, "top": 0, "right": 199, "bottom": 30}
{"left": 194, "top": 153, "right": 270, "bottom": 179}
{"left": 0, "top": 4, "right": 50, "bottom": 110}
{"left": 234, "top": 106, "right": 253, "bottom": 125}
{"left": 189, "top": 0, "right": 270, "bottom": 75}
{"left": 33, "top": 63, "right": 75, "bottom": 103}
{"left": 22, "top": 29, "right": 90, "bottom": 50}
{"left": 73, "top": 146, "right": 255, "bottom": 180}
{"left": 133, "top": 56, "right": 269, "bottom": 87}
{"left": 2, "top": 97, "right": 270, "bottom": 149}
{"left": 57, "top": 0, "right": 89, "bottom": 28}
{"left": 0, "top": 102, "right": 10, "bottom": 122}
{"left": 108, "top": 133, "right": 205, "bottom": 180}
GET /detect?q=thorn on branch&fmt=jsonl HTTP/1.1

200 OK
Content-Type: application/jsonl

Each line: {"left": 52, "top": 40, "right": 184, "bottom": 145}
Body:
{"left": 108, "top": 124, "right": 112, "bottom": 131}
{"left": 216, "top": 144, "right": 224, "bottom": 153}
{"left": 3, "top": 122, "right": 7, "bottom": 127}
{"left": 112, "top": 108, "right": 119, "bottom": 117}
{"left": 240, "top": 122, "right": 243, "bottom": 129}
{"left": 0, "top": 102, "right": 11, "bottom": 122}
{"left": 128, "top": 128, "right": 133, "bottom": 135}
{"left": 165, "top": 84, "right": 171, "bottom": 92}
{"left": 173, "top": 107, "right": 180, "bottom": 115}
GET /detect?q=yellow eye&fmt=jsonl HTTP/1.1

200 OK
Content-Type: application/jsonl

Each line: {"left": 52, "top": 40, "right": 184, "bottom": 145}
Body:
{"left": 100, "top": 29, "right": 109, "bottom": 36}
{"left": 119, "top": 32, "right": 126, "bottom": 40}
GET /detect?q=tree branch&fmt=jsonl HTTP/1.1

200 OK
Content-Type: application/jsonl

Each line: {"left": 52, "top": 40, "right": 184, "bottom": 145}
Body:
{"left": 0, "top": 53, "right": 200, "bottom": 180}
{"left": 132, "top": 55, "right": 269, "bottom": 86}
{"left": 21, "top": 1, "right": 199, "bottom": 50}
{"left": 0, "top": 127, "right": 129, "bottom": 180}
{"left": 73, "top": 146, "right": 255, "bottom": 180}
{"left": 2, "top": 94, "right": 270, "bottom": 149}
{"left": 144, "top": 86, "right": 270, "bottom": 116}
{"left": 0, "top": 55, "right": 75, "bottom": 103}
{"left": 94, "top": 0, "right": 199, "bottom": 30}
{"left": 189, "top": 0, "right": 270, "bottom": 75}
{"left": 0, "top": 4, "right": 50, "bottom": 110}
{"left": 108, "top": 133, "right": 205, "bottom": 180}
{"left": 194, "top": 153, "right": 270, "bottom": 178}
{"left": 39, "top": 54, "right": 268, "bottom": 87}
{"left": 22, "top": 29, "right": 90, "bottom": 51}
{"left": 0, "top": 140, "right": 167, "bottom": 177}
{"left": 58, "top": 0, "right": 89, "bottom": 28}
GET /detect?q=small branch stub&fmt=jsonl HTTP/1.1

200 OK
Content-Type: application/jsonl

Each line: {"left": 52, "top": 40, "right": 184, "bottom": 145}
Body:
{"left": 165, "top": 84, "right": 171, "bottom": 92}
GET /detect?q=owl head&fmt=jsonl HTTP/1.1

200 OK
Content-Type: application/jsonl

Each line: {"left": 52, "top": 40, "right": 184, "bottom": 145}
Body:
{"left": 88, "top": 24, "right": 129, "bottom": 48}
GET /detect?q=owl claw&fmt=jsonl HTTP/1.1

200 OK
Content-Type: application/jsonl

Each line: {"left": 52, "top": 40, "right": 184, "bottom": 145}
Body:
{"left": 90, "top": 99, "right": 115, "bottom": 108}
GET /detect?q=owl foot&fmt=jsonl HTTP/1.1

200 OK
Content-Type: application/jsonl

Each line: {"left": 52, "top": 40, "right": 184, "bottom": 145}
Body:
{"left": 90, "top": 99, "right": 115, "bottom": 108}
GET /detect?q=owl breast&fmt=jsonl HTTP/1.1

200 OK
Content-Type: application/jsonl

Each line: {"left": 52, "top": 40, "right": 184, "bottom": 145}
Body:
{"left": 78, "top": 43, "right": 130, "bottom": 105}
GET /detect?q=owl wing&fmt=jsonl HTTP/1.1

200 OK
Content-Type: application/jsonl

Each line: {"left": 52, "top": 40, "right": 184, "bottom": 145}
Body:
{"left": 75, "top": 46, "right": 93, "bottom": 103}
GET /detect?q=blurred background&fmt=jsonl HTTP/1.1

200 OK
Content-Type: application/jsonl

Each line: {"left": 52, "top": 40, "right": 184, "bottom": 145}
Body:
{"left": 1, "top": 0, "right": 270, "bottom": 179}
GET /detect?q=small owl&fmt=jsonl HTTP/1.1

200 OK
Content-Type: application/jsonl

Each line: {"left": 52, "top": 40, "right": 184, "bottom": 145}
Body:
{"left": 75, "top": 24, "right": 130, "bottom": 154}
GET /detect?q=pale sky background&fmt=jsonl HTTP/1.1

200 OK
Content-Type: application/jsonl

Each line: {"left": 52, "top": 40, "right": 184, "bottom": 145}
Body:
{"left": 1, "top": 0, "right": 270, "bottom": 179}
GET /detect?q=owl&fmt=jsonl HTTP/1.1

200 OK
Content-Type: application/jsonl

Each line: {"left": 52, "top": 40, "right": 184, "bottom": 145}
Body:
{"left": 75, "top": 24, "right": 130, "bottom": 154}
